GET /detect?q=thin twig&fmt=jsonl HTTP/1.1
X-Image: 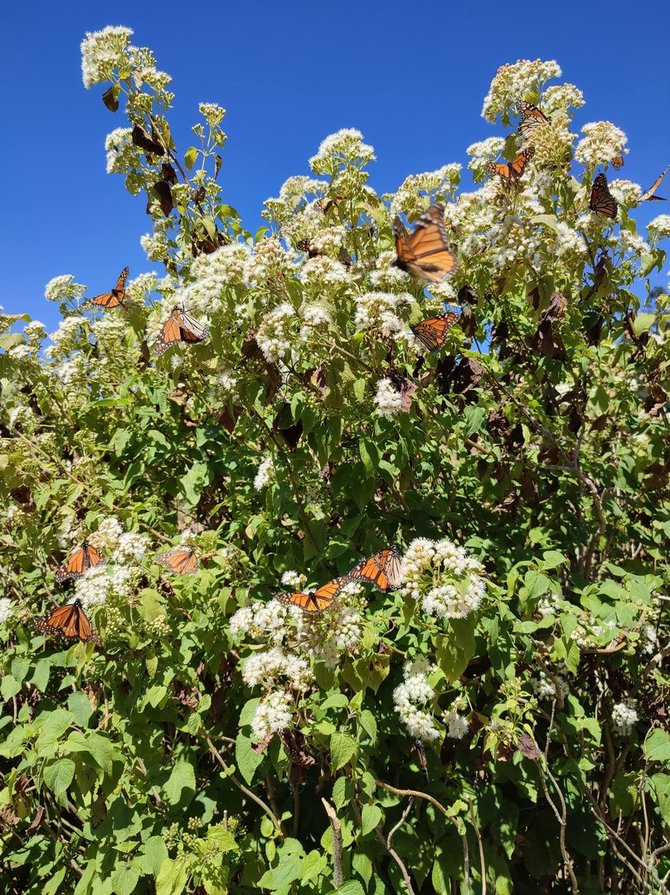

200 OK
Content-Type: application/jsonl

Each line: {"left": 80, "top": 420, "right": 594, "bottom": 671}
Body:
{"left": 384, "top": 799, "right": 417, "bottom": 895}
{"left": 321, "top": 798, "right": 344, "bottom": 887}
{"left": 468, "top": 800, "right": 487, "bottom": 895}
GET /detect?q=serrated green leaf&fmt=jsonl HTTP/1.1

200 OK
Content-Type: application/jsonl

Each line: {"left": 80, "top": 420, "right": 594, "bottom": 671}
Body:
{"left": 330, "top": 731, "right": 356, "bottom": 771}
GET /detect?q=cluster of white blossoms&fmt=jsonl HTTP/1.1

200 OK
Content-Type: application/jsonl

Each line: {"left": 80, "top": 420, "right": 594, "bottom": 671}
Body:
{"left": 105, "top": 128, "right": 143, "bottom": 186}
{"left": 293, "top": 581, "right": 366, "bottom": 668}
{"left": 300, "top": 256, "right": 351, "bottom": 291}
{"left": 45, "top": 275, "right": 87, "bottom": 305}
{"left": 443, "top": 709, "right": 469, "bottom": 740}
{"left": 574, "top": 121, "right": 627, "bottom": 168}
{"left": 243, "top": 237, "right": 296, "bottom": 287}
{"left": 647, "top": 214, "right": 670, "bottom": 242}
{"left": 80, "top": 25, "right": 134, "bottom": 88}
{"left": 354, "top": 290, "right": 411, "bottom": 336}
{"left": 309, "top": 128, "right": 375, "bottom": 176}
{"left": 23, "top": 321, "right": 46, "bottom": 344}
{"left": 367, "top": 250, "right": 410, "bottom": 290}
{"left": 466, "top": 137, "right": 507, "bottom": 179}
{"left": 251, "top": 690, "right": 294, "bottom": 742}
{"left": 255, "top": 303, "right": 296, "bottom": 363}
{"left": 373, "top": 378, "right": 404, "bottom": 419}
{"left": 263, "top": 176, "right": 327, "bottom": 226}
{"left": 89, "top": 516, "right": 124, "bottom": 551}
{"left": 309, "top": 226, "right": 346, "bottom": 256}
{"left": 400, "top": 538, "right": 487, "bottom": 620}
{"left": 254, "top": 456, "right": 275, "bottom": 491}
{"left": 611, "top": 701, "right": 639, "bottom": 737}
{"left": 92, "top": 316, "right": 126, "bottom": 356}
{"left": 242, "top": 647, "right": 313, "bottom": 690}
{"left": 553, "top": 221, "right": 588, "bottom": 257}
{"left": 230, "top": 598, "right": 301, "bottom": 646}
{"left": 0, "top": 597, "right": 14, "bottom": 626}
{"left": 530, "top": 671, "right": 570, "bottom": 702}
{"left": 393, "top": 659, "right": 441, "bottom": 743}
{"left": 482, "top": 59, "right": 562, "bottom": 121}
{"left": 74, "top": 564, "right": 133, "bottom": 609}
{"left": 198, "top": 102, "right": 226, "bottom": 129}
{"left": 390, "top": 164, "right": 461, "bottom": 218}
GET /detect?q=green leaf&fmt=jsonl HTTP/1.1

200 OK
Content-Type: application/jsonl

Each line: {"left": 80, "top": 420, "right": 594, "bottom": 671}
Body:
{"left": 358, "top": 709, "right": 377, "bottom": 742}
{"left": 632, "top": 312, "right": 655, "bottom": 336}
{"left": 644, "top": 729, "right": 670, "bottom": 764}
{"left": 137, "top": 836, "right": 169, "bottom": 876}
{"left": 163, "top": 760, "right": 196, "bottom": 806}
{"left": 67, "top": 692, "right": 94, "bottom": 727}
{"left": 156, "top": 857, "right": 189, "bottom": 895}
{"left": 436, "top": 617, "right": 476, "bottom": 682}
{"left": 651, "top": 773, "right": 670, "bottom": 825}
{"left": 464, "top": 405, "right": 486, "bottom": 436}
{"left": 235, "top": 731, "right": 263, "bottom": 784}
{"left": 184, "top": 147, "right": 199, "bottom": 170}
{"left": 330, "top": 731, "right": 357, "bottom": 771}
{"left": 329, "top": 882, "right": 365, "bottom": 895}
{"left": 111, "top": 866, "right": 140, "bottom": 895}
{"left": 1, "top": 675, "right": 20, "bottom": 700}
{"left": 43, "top": 759, "right": 75, "bottom": 801}
{"left": 360, "top": 804, "right": 382, "bottom": 836}
{"left": 180, "top": 460, "right": 210, "bottom": 507}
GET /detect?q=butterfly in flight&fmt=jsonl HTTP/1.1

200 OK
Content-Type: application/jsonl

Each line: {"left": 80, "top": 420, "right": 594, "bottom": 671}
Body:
{"left": 517, "top": 102, "right": 549, "bottom": 143}
{"left": 83, "top": 267, "right": 129, "bottom": 310}
{"left": 156, "top": 546, "right": 199, "bottom": 575}
{"left": 412, "top": 312, "right": 460, "bottom": 352}
{"left": 640, "top": 164, "right": 669, "bottom": 202}
{"left": 277, "top": 577, "right": 348, "bottom": 613}
{"left": 393, "top": 205, "right": 458, "bottom": 282}
{"left": 36, "top": 598, "right": 100, "bottom": 645}
{"left": 611, "top": 156, "right": 625, "bottom": 171}
{"left": 55, "top": 542, "right": 105, "bottom": 583}
{"left": 347, "top": 546, "right": 403, "bottom": 593}
{"left": 488, "top": 147, "right": 535, "bottom": 184}
{"left": 153, "top": 308, "right": 208, "bottom": 355}
{"left": 589, "top": 173, "right": 617, "bottom": 219}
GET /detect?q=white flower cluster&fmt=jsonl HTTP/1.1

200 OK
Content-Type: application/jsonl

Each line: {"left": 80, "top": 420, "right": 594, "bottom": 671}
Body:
{"left": 309, "top": 128, "right": 375, "bottom": 175}
{"left": 393, "top": 660, "right": 441, "bottom": 743}
{"left": 89, "top": 516, "right": 124, "bottom": 551}
{"left": 530, "top": 671, "right": 570, "bottom": 701}
{"left": 74, "top": 563, "right": 132, "bottom": 609}
{"left": 181, "top": 243, "right": 250, "bottom": 317}
{"left": 611, "top": 701, "right": 639, "bottom": 737}
{"left": 574, "top": 121, "right": 627, "bottom": 169}
{"left": 293, "top": 582, "right": 366, "bottom": 668}
{"left": 300, "top": 256, "right": 350, "bottom": 290}
{"left": 400, "top": 538, "right": 486, "bottom": 621}
{"left": 93, "top": 316, "right": 126, "bottom": 355}
{"left": 251, "top": 690, "right": 294, "bottom": 742}
{"left": 354, "top": 290, "right": 411, "bottom": 336}
{"left": 81, "top": 25, "right": 134, "bottom": 88}
{"left": 242, "top": 646, "right": 313, "bottom": 690}
{"left": 230, "top": 598, "right": 301, "bottom": 646}
{"left": 113, "top": 532, "right": 148, "bottom": 562}
{"left": 263, "top": 176, "right": 327, "bottom": 225}
{"left": 391, "top": 164, "right": 462, "bottom": 217}
{"left": 243, "top": 237, "right": 295, "bottom": 287}
{"left": 467, "top": 137, "right": 507, "bottom": 179}
{"left": 368, "top": 250, "right": 410, "bottom": 290}
{"left": 199, "top": 102, "right": 226, "bottom": 128}
{"left": 254, "top": 456, "right": 275, "bottom": 491}
{"left": 24, "top": 321, "right": 46, "bottom": 344}
{"left": 0, "top": 597, "right": 14, "bottom": 625}
{"left": 373, "top": 378, "right": 404, "bottom": 419}
{"left": 482, "top": 59, "right": 562, "bottom": 121}
{"left": 542, "top": 83, "right": 585, "bottom": 115}
{"left": 553, "top": 222, "right": 587, "bottom": 257}
{"left": 281, "top": 570, "right": 308, "bottom": 590}
{"left": 309, "top": 226, "right": 346, "bottom": 256}
{"left": 105, "top": 127, "right": 142, "bottom": 178}
{"left": 647, "top": 214, "right": 670, "bottom": 242}
{"left": 443, "top": 709, "right": 469, "bottom": 740}
{"left": 45, "top": 275, "right": 87, "bottom": 305}
{"left": 255, "top": 303, "right": 296, "bottom": 363}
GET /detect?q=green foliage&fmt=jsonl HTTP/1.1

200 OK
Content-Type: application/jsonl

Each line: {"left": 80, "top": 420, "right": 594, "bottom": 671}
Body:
{"left": 1, "top": 37, "right": 669, "bottom": 895}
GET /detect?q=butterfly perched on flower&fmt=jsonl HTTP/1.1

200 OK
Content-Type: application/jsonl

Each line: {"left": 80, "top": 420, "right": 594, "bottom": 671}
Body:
{"left": 517, "top": 102, "right": 548, "bottom": 144}
{"left": 488, "top": 147, "right": 535, "bottom": 184}
{"left": 611, "top": 156, "right": 625, "bottom": 171}
{"left": 277, "top": 577, "right": 348, "bottom": 613}
{"left": 411, "top": 312, "right": 460, "bottom": 353}
{"left": 153, "top": 308, "right": 208, "bottom": 355}
{"left": 640, "top": 164, "right": 669, "bottom": 202}
{"left": 83, "top": 267, "right": 129, "bottom": 310}
{"left": 55, "top": 542, "right": 105, "bottom": 583}
{"left": 589, "top": 173, "right": 617, "bottom": 219}
{"left": 36, "top": 598, "right": 100, "bottom": 645}
{"left": 348, "top": 546, "right": 403, "bottom": 593}
{"left": 393, "top": 205, "right": 458, "bottom": 282}
{"left": 156, "top": 546, "right": 199, "bottom": 575}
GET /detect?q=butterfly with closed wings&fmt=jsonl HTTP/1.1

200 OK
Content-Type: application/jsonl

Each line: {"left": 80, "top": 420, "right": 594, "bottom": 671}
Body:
{"left": 153, "top": 308, "right": 208, "bottom": 355}
{"left": 589, "top": 173, "right": 617, "bottom": 219}
{"left": 83, "top": 267, "right": 129, "bottom": 310}
{"left": 517, "top": 102, "right": 549, "bottom": 144}
{"left": 640, "top": 164, "right": 669, "bottom": 202}
{"left": 347, "top": 546, "right": 403, "bottom": 593}
{"left": 393, "top": 205, "right": 458, "bottom": 282}
{"left": 412, "top": 312, "right": 460, "bottom": 353}
{"left": 36, "top": 598, "right": 100, "bottom": 645}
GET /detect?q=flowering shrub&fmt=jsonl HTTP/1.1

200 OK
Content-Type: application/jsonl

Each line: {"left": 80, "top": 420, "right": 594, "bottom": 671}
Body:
{"left": 0, "top": 31, "right": 669, "bottom": 895}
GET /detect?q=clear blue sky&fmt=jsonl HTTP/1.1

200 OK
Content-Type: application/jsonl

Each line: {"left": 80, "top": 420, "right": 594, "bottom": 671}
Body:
{"left": 2, "top": 0, "right": 669, "bottom": 331}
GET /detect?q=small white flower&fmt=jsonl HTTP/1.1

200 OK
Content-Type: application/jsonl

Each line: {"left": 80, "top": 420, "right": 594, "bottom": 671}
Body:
{"left": 647, "top": 214, "right": 670, "bottom": 241}
{"left": 393, "top": 662, "right": 441, "bottom": 743}
{"left": 443, "top": 710, "right": 469, "bottom": 739}
{"left": 254, "top": 456, "right": 275, "bottom": 491}
{"left": 0, "top": 598, "right": 14, "bottom": 625}
{"left": 373, "top": 378, "right": 404, "bottom": 419}
{"left": 251, "top": 690, "right": 293, "bottom": 741}
{"left": 89, "top": 516, "right": 124, "bottom": 551}
{"left": 309, "top": 128, "right": 375, "bottom": 174}
{"left": 81, "top": 25, "right": 134, "bottom": 88}
{"left": 575, "top": 122, "right": 627, "bottom": 168}
{"left": 611, "top": 701, "right": 638, "bottom": 737}
{"left": 281, "top": 570, "right": 307, "bottom": 590}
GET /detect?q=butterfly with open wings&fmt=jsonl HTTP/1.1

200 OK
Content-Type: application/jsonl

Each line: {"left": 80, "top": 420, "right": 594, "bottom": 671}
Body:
{"left": 83, "top": 267, "right": 129, "bottom": 310}
{"left": 393, "top": 205, "right": 458, "bottom": 282}
{"left": 55, "top": 542, "right": 105, "bottom": 583}
{"left": 277, "top": 577, "right": 349, "bottom": 613}
{"left": 36, "top": 599, "right": 100, "bottom": 645}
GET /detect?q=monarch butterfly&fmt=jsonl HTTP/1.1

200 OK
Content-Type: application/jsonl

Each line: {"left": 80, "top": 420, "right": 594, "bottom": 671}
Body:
{"left": 411, "top": 312, "right": 460, "bottom": 352}
{"left": 611, "top": 156, "right": 625, "bottom": 171}
{"left": 156, "top": 546, "right": 199, "bottom": 575}
{"left": 36, "top": 598, "right": 100, "bottom": 645}
{"left": 640, "top": 164, "right": 669, "bottom": 202}
{"left": 83, "top": 267, "right": 129, "bottom": 310}
{"left": 393, "top": 205, "right": 458, "bottom": 282}
{"left": 488, "top": 147, "right": 535, "bottom": 183}
{"left": 55, "top": 541, "right": 105, "bottom": 583}
{"left": 589, "top": 173, "right": 617, "bottom": 219}
{"left": 277, "top": 577, "right": 348, "bottom": 613}
{"left": 153, "top": 308, "right": 208, "bottom": 355}
{"left": 517, "top": 102, "right": 548, "bottom": 143}
{"left": 348, "top": 546, "right": 403, "bottom": 593}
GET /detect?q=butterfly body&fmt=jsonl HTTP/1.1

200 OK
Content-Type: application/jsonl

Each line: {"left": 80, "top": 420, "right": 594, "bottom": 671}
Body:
{"left": 55, "top": 541, "right": 105, "bottom": 583}
{"left": 348, "top": 546, "right": 403, "bottom": 593}
{"left": 277, "top": 577, "right": 347, "bottom": 613}
{"left": 83, "top": 267, "right": 129, "bottom": 309}
{"left": 393, "top": 205, "right": 457, "bottom": 282}
{"left": 36, "top": 598, "right": 100, "bottom": 645}
{"left": 589, "top": 173, "right": 617, "bottom": 219}
{"left": 156, "top": 546, "right": 199, "bottom": 575}
{"left": 412, "top": 312, "right": 460, "bottom": 352}
{"left": 153, "top": 308, "right": 208, "bottom": 355}
{"left": 488, "top": 147, "right": 535, "bottom": 184}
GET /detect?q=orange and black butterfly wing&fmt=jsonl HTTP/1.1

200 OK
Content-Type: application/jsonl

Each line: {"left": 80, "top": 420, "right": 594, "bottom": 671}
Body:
{"left": 36, "top": 599, "right": 100, "bottom": 645}
{"left": 156, "top": 547, "right": 199, "bottom": 574}
{"left": 178, "top": 310, "right": 209, "bottom": 344}
{"left": 277, "top": 577, "right": 346, "bottom": 613}
{"left": 153, "top": 313, "right": 184, "bottom": 355}
{"left": 55, "top": 542, "right": 105, "bottom": 582}
{"left": 394, "top": 205, "right": 457, "bottom": 282}
{"left": 84, "top": 267, "right": 129, "bottom": 309}
{"left": 589, "top": 173, "right": 617, "bottom": 219}
{"left": 641, "top": 165, "right": 670, "bottom": 201}
{"left": 348, "top": 547, "right": 403, "bottom": 593}
{"left": 488, "top": 148, "right": 533, "bottom": 183}
{"left": 611, "top": 156, "right": 624, "bottom": 171}
{"left": 517, "top": 103, "right": 548, "bottom": 142}
{"left": 412, "top": 312, "right": 459, "bottom": 352}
